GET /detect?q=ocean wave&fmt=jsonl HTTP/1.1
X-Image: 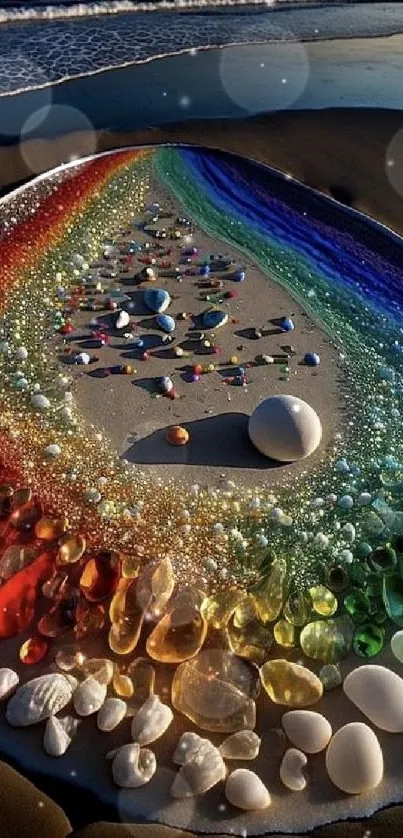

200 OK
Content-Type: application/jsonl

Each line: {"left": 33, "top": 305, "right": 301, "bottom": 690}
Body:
{"left": 0, "top": 0, "right": 345, "bottom": 25}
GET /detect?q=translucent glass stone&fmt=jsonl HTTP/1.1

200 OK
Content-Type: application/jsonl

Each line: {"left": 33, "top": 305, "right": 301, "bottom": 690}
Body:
{"left": 299, "top": 616, "right": 354, "bottom": 663}
{"left": 172, "top": 649, "right": 259, "bottom": 732}
{"left": 82, "top": 657, "right": 114, "bottom": 685}
{"left": 343, "top": 590, "right": 372, "bottom": 623}
{"left": 382, "top": 574, "right": 403, "bottom": 626}
{"left": 57, "top": 534, "right": 86, "bottom": 565}
{"left": 146, "top": 588, "right": 207, "bottom": 663}
{"left": 11, "top": 487, "right": 32, "bottom": 509}
{"left": 353, "top": 624, "right": 385, "bottom": 657}
{"left": 121, "top": 555, "right": 141, "bottom": 579}
{"left": 250, "top": 558, "right": 287, "bottom": 623}
{"left": 20, "top": 636, "right": 48, "bottom": 665}
{"left": 113, "top": 671, "right": 134, "bottom": 698}
{"left": 283, "top": 590, "right": 311, "bottom": 627}
{"left": 35, "top": 517, "right": 66, "bottom": 541}
{"left": 109, "top": 578, "right": 144, "bottom": 655}
{"left": 319, "top": 664, "right": 342, "bottom": 690}
{"left": 368, "top": 546, "right": 397, "bottom": 575}
{"left": 260, "top": 659, "right": 323, "bottom": 707}
{"left": 127, "top": 658, "right": 155, "bottom": 706}
{"left": 80, "top": 551, "right": 120, "bottom": 602}
{"left": 74, "top": 601, "right": 105, "bottom": 640}
{"left": 55, "top": 645, "right": 86, "bottom": 671}
{"left": 201, "top": 588, "right": 244, "bottom": 629}
{"left": 136, "top": 557, "right": 175, "bottom": 620}
{"left": 227, "top": 614, "right": 273, "bottom": 665}
{"left": 273, "top": 619, "right": 295, "bottom": 648}
{"left": 38, "top": 590, "right": 79, "bottom": 637}
{"left": 10, "top": 499, "right": 42, "bottom": 531}
{"left": 0, "top": 545, "right": 34, "bottom": 580}
{"left": 309, "top": 585, "right": 338, "bottom": 617}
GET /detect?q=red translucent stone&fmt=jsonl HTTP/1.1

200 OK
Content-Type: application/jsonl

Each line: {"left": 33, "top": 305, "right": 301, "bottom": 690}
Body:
{"left": 20, "top": 636, "right": 48, "bottom": 665}
{"left": 0, "top": 551, "right": 53, "bottom": 638}
{"left": 80, "top": 551, "right": 120, "bottom": 602}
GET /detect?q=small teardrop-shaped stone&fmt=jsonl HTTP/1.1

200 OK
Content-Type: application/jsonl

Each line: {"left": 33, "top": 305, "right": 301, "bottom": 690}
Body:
{"left": 20, "top": 636, "right": 48, "bottom": 665}
{"left": 172, "top": 649, "right": 258, "bottom": 732}
{"left": 260, "top": 660, "right": 323, "bottom": 707}
{"left": 201, "top": 588, "right": 244, "bottom": 629}
{"left": 43, "top": 715, "right": 79, "bottom": 757}
{"left": 57, "top": 534, "right": 86, "bottom": 565}
{"left": 282, "top": 710, "right": 332, "bottom": 753}
{"left": 109, "top": 578, "right": 144, "bottom": 655}
{"left": 136, "top": 557, "right": 175, "bottom": 620}
{"left": 250, "top": 559, "right": 287, "bottom": 623}
{"left": 300, "top": 616, "right": 354, "bottom": 664}
{"left": 219, "top": 730, "right": 261, "bottom": 760}
{"left": 131, "top": 694, "right": 173, "bottom": 745}
{"left": 319, "top": 664, "right": 342, "bottom": 690}
{"left": 283, "top": 590, "right": 311, "bottom": 627}
{"left": 127, "top": 658, "right": 155, "bottom": 706}
{"left": 80, "top": 551, "right": 120, "bottom": 602}
{"left": 225, "top": 769, "right": 271, "bottom": 810}
{"left": 146, "top": 588, "right": 207, "bottom": 663}
{"left": 113, "top": 671, "right": 134, "bottom": 698}
{"left": 54, "top": 646, "right": 86, "bottom": 672}
{"left": 73, "top": 677, "right": 107, "bottom": 716}
{"left": 97, "top": 698, "right": 127, "bottom": 732}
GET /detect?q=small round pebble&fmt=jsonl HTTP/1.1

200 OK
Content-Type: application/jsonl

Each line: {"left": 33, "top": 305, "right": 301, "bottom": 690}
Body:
{"left": 225, "top": 769, "right": 271, "bottom": 811}
{"left": 304, "top": 352, "right": 320, "bottom": 366}
{"left": 165, "top": 426, "right": 189, "bottom": 446}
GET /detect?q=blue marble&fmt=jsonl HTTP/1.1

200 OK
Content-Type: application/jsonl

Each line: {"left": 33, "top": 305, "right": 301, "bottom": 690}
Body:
{"left": 156, "top": 314, "right": 175, "bottom": 333}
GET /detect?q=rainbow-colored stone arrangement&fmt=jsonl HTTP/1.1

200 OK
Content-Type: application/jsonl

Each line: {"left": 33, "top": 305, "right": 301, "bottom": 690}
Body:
{"left": 0, "top": 145, "right": 403, "bottom": 679}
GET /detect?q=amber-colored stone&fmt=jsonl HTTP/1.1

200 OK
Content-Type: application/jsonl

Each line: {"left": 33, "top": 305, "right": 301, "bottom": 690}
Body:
{"left": 250, "top": 558, "right": 287, "bottom": 623}
{"left": 172, "top": 649, "right": 259, "bottom": 732}
{"left": 42, "top": 570, "right": 68, "bottom": 599}
{"left": 109, "top": 578, "right": 144, "bottom": 655}
{"left": 136, "top": 557, "right": 175, "bottom": 620}
{"left": 165, "top": 425, "right": 189, "bottom": 446}
{"left": 201, "top": 588, "right": 245, "bottom": 629}
{"left": 81, "top": 657, "right": 114, "bottom": 685}
{"left": 146, "top": 588, "right": 207, "bottom": 663}
{"left": 80, "top": 551, "right": 120, "bottom": 602}
{"left": 57, "top": 534, "right": 86, "bottom": 565}
{"left": 260, "top": 659, "right": 323, "bottom": 707}
{"left": 127, "top": 658, "right": 155, "bottom": 705}
{"left": 10, "top": 499, "right": 42, "bottom": 530}
{"left": 54, "top": 645, "right": 86, "bottom": 671}
{"left": 38, "top": 587, "right": 80, "bottom": 637}
{"left": 20, "top": 636, "right": 48, "bottom": 665}
{"left": 35, "top": 517, "right": 67, "bottom": 541}
{"left": 113, "top": 671, "right": 134, "bottom": 698}
{"left": 232, "top": 596, "right": 257, "bottom": 628}
{"left": 11, "top": 487, "right": 32, "bottom": 509}
{"left": 273, "top": 619, "right": 295, "bottom": 648}
{"left": 0, "top": 545, "right": 34, "bottom": 580}
{"left": 121, "top": 555, "right": 141, "bottom": 579}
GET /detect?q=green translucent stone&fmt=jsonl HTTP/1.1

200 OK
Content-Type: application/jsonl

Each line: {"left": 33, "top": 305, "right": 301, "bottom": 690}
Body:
{"left": 309, "top": 585, "right": 338, "bottom": 618}
{"left": 353, "top": 624, "right": 385, "bottom": 657}
{"left": 343, "top": 590, "right": 371, "bottom": 623}
{"left": 325, "top": 565, "right": 349, "bottom": 593}
{"left": 273, "top": 619, "right": 295, "bottom": 648}
{"left": 364, "top": 574, "right": 383, "bottom": 598}
{"left": 299, "top": 615, "right": 354, "bottom": 663}
{"left": 319, "top": 663, "right": 342, "bottom": 691}
{"left": 283, "top": 590, "right": 311, "bottom": 627}
{"left": 368, "top": 545, "right": 397, "bottom": 575}
{"left": 382, "top": 574, "right": 403, "bottom": 626}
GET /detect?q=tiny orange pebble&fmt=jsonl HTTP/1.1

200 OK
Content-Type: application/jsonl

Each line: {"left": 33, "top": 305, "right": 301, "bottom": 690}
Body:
{"left": 20, "top": 636, "right": 48, "bottom": 665}
{"left": 165, "top": 425, "right": 189, "bottom": 446}
{"left": 122, "top": 364, "right": 135, "bottom": 375}
{"left": 193, "top": 364, "right": 203, "bottom": 376}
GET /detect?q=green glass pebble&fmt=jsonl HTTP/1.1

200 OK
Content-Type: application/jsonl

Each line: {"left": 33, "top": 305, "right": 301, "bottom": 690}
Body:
{"left": 364, "top": 574, "right": 383, "bottom": 598}
{"left": 283, "top": 590, "right": 311, "bottom": 627}
{"left": 382, "top": 574, "right": 403, "bottom": 626}
{"left": 352, "top": 623, "right": 385, "bottom": 657}
{"left": 368, "top": 545, "right": 397, "bottom": 575}
{"left": 299, "top": 615, "right": 354, "bottom": 663}
{"left": 325, "top": 564, "right": 349, "bottom": 593}
{"left": 319, "top": 663, "right": 342, "bottom": 691}
{"left": 343, "top": 590, "right": 371, "bottom": 623}
{"left": 309, "top": 585, "right": 338, "bottom": 617}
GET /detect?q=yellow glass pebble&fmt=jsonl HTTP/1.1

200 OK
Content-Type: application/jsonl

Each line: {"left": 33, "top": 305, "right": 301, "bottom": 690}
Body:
{"left": 273, "top": 619, "right": 295, "bottom": 648}
{"left": 81, "top": 657, "right": 114, "bottom": 685}
{"left": 57, "top": 533, "right": 86, "bottom": 565}
{"left": 201, "top": 588, "right": 245, "bottom": 629}
{"left": 109, "top": 578, "right": 144, "bottom": 655}
{"left": 147, "top": 588, "right": 207, "bottom": 663}
{"left": 260, "top": 659, "right": 323, "bottom": 707}
{"left": 121, "top": 555, "right": 141, "bottom": 579}
{"left": 113, "top": 671, "right": 134, "bottom": 698}
{"left": 309, "top": 585, "right": 338, "bottom": 617}
{"left": 35, "top": 516, "right": 67, "bottom": 541}
{"left": 227, "top": 615, "right": 273, "bottom": 665}
{"left": 283, "top": 590, "right": 311, "bottom": 627}
{"left": 300, "top": 616, "right": 354, "bottom": 663}
{"left": 127, "top": 657, "right": 156, "bottom": 706}
{"left": 136, "top": 557, "right": 175, "bottom": 619}
{"left": 250, "top": 558, "right": 287, "bottom": 623}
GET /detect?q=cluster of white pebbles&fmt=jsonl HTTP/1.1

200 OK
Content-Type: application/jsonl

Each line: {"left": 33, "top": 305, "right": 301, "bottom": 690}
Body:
{"left": 1, "top": 662, "right": 403, "bottom": 810}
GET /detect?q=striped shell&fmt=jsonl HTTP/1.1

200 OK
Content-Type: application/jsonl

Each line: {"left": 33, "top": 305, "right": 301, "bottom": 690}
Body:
{"left": 6, "top": 674, "right": 75, "bottom": 726}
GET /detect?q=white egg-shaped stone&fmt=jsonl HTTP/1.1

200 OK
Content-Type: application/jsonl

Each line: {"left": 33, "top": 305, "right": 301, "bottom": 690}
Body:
{"left": 343, "top": 665, "right": 403, "bottom": 732}
{"left": 282, "top": 710, "right": 332, "bottom": 754}
{"left": 225, "top": 769, "right": 271, "bottom": 810}
{"left": 325, "top": 722, "right": 383, "bottom": 794}
{"left": 97, "top": 698, "right": 127, "bottom": 732}
{"left": 248, "top": 395, "right": 322, "bottom": 462}
{"left": 73, "top": 677, "right": 106, "bottom": 717}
